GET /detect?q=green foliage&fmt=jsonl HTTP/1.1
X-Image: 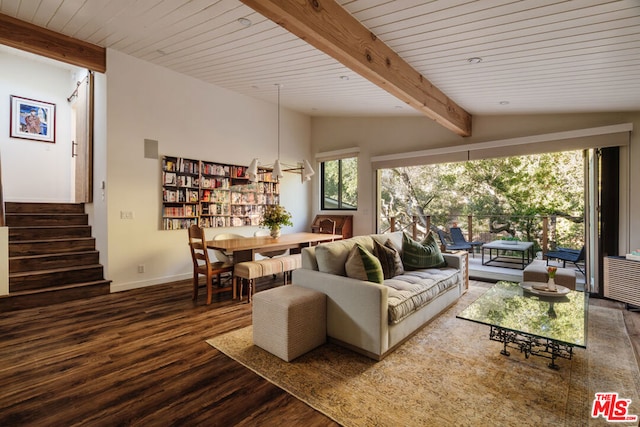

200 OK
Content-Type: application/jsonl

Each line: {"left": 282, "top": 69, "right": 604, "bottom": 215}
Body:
{"left": 323, "top": 157, "right": 358, "bottom": 208}
{"left": 260, "top": 204, "right": 293, "bottom": 229}
{"left": 379, "top": 151, "right": 585, "bottom": 248}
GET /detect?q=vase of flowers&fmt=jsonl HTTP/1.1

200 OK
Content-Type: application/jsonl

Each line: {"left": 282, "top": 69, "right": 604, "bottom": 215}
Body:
{"left": 547, "top": 266, "right": 557, "bottom": 291}
{"left": 260, "top": 205, "right": 293, "bottom": 238}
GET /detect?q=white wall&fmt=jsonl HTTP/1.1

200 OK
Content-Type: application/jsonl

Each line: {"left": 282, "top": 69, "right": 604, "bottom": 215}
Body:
{"left": 0, "top": 49, "right": 81, "bottom": 202}
{"left": 105, "top": 50, "right": 312, "bottom": 291}
{"left": 310, "top": 112, "right": 640, "bottom": 250}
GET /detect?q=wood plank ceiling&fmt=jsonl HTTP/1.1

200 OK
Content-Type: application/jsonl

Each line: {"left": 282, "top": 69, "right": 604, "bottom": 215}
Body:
{"left": 1, "top": 0, "right": 639, "bottom": 123}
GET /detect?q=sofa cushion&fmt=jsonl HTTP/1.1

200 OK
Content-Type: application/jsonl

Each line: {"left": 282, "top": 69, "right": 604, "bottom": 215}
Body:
{"left": 385, "top": 267, "right": 460, "bottom": 324}
{"left": 345, "top": 244, "right": 384, "bottom": 284}
{"left": 315, "top": 235, "right": 374, "bottom": 276}
{"left": 373, "top": 239, "right": 404, "bottom": 280}
{"left": 371, "top": 231, "right": 403, "bottom": 253}
{"left": 401, "top": 232, "right": 446, "bottom": 270}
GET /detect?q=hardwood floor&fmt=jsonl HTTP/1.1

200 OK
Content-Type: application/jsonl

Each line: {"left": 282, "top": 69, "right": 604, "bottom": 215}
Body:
{"left": 1, "top": 277, "right": 638, "bottom": 426}
{"left": 0, "top": 278, "right": 338, "bottom": 426}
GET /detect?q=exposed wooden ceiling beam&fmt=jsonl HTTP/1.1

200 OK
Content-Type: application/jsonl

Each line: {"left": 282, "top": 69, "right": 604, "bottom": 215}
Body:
{"left": 240, "top": 0, "right": 472, "bottom": 136}
{"left": 0, "top": 13, "right": 105, "bottom": 73}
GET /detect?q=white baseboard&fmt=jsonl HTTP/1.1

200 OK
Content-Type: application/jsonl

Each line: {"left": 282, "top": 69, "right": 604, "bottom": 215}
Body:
{"left": 110, "top": 273, "right": 191, "bottom": 293}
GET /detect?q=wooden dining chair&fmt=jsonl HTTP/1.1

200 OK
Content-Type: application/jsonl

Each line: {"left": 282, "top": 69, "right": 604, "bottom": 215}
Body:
{"left": 318, "top": 218, "right": 337, "bottom": 241}
{"left": 188, "top": 224, "right": 235, "bottom": 304}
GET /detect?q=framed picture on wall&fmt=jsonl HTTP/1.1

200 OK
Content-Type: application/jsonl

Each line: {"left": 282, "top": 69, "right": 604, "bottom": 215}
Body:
{"left": 9, "top": 95, "right": 56, "bottom": 143}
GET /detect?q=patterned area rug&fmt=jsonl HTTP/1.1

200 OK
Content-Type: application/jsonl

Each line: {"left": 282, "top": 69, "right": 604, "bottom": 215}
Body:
{"left": 207, "top": 286, "right": 640, "bottom": 426}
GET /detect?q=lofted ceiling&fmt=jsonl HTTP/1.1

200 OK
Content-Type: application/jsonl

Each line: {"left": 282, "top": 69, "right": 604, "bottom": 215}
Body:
{"left": 1, "top": 0, "right": 639, "bottom": 120}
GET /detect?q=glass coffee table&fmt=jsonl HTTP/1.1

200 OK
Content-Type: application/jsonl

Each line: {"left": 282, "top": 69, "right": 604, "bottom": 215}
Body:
{"left": 457, "top": 281, "right": 587, "bottom": 369}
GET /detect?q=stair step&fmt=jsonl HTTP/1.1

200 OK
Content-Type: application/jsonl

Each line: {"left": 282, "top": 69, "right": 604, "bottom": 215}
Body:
{"left": 2, "top": 201, "right": 109, "bottom": 310}
{"left": 5, "top": 202, "right": 85, "bottom": 214}
{"left": 10, "top": 264, "right": 105, "bottom": 292}
{"left": 9, "top": 237, "right": 96, "bottom": 256}
{"left": 9, "top": 251, "right": 100, "bottom": 273}
{"left": 0, "top": 280, "right": 111, "bottom": 312}
{"left": 9, "top": 225, "right": 92, "bottom": 241}
{"left": 5, "top": 213, "right": 88, "bottom": 227}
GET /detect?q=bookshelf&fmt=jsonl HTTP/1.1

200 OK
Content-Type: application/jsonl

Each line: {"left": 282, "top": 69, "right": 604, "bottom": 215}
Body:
{"left": 161, "top": 155, "right": 279, "bottom": 230}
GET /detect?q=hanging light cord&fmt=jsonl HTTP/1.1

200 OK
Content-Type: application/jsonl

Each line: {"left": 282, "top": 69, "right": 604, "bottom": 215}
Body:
{"left": 277, "top": 83, "right": 281, "bottom": 161}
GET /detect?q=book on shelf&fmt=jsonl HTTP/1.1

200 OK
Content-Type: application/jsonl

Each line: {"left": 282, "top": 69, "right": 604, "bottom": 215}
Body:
{"left": 163, "top": 172, "right": 176, "bottom": 185}
{"left": 163, "top": 159, "right": 176, "bottom": 172}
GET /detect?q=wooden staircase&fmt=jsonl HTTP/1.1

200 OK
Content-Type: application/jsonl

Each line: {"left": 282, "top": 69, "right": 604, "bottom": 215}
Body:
{"left": 1, "top": 202, "right": 111, "bottom": 311}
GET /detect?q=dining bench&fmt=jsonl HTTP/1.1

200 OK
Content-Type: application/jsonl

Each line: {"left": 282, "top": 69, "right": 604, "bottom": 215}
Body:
{"left": 234, "top": 254, "right": 302, "bottom": 302}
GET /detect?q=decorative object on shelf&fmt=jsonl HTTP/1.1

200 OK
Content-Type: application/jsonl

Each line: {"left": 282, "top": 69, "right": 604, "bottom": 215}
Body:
{"left": 260, "top": 204, "right": 293, "bottom": 238}
{"left": 547, "top": 266, "right": 557, "bottom": 291}
{"left": 247, "top": 84, "right": 315, "bottom": 183}
{"left": 10, "top": 95, "right": 56, "bottom": 143}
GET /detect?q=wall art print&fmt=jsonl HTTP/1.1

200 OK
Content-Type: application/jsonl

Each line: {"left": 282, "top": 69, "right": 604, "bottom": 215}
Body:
{"left": 10, "top": 95, "right": 56, "bottom": 143}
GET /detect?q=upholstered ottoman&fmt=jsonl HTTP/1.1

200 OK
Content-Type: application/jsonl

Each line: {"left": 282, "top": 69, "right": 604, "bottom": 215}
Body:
{"left": 523, "top": 260, "right": 576, "bottom": 290}
{"left": 252, "top": 285, "right": 326, "bottom": 362}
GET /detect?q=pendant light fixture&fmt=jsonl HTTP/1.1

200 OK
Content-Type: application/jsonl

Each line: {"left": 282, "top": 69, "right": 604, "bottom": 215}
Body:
{"left": 247, "top": 84, "right": 315, "bottom": 183}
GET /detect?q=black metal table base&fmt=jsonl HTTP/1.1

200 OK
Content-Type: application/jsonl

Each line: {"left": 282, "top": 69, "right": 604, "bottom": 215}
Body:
{"left": 489, "top": 326, "right": 574, "bottom": 369}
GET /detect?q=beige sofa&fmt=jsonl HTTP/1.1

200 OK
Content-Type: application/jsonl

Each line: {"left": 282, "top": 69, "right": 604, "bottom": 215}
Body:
{"left": 292, "top": 231, "right": 467, "bottom": 360}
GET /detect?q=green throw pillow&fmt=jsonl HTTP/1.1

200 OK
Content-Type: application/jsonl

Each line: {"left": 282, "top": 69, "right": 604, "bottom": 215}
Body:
{"left": 401, "top": 232, "right": 446, "bottom": 270}
{"left": 345, "top": 243, "right": 384, "bottom": 284}
{"left": 373, "top": 239, "right": 404, "bottom": 279}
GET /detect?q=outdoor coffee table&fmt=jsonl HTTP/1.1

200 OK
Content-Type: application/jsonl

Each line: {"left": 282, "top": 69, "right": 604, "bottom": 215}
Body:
{"left": 481, "top": 240, "right": 534, "bottom": 269}
{"left": 457, "top": 281, "right": 587, "bottom": 369}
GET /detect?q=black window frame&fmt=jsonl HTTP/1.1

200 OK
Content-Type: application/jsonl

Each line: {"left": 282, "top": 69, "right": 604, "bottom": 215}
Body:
{"left": 320, "top": 157, "right": 357, "bottom": 211}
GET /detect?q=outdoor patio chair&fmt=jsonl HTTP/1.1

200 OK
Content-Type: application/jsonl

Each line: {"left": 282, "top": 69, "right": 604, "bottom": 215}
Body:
{"left": 450, "top": 227, "right": 483, "bottom": 258}
{"left": 544, "top": 245, "right": 585, "bottom": 274}
{"left": 436, "top": 229, "right": 471, "bottom": 252}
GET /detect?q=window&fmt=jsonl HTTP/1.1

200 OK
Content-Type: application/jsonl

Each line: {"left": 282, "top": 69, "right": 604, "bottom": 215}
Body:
{"left": 321, "top": 157, "right": 358, "bottom": 210}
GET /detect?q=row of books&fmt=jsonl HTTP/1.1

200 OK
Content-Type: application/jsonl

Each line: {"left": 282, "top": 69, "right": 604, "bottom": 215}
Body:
{"left": 199, "top": 216, "right": 230, "bottom": 228}
{"left": 230, "top": 216, "right": 261, "bottom": 227}
{"left": 163, "top": 189, "right": 199, "bottom": 203}
{"left": 231, "top": 205, "right": 263, "bottom": 216}
{"left": 201, "top": 162, "right": 230, "bottom": 177}
{"left": 201, "top": 203, "right": 231, "bottom": 215}
{"left": 162, "top": 157, "right": 200, "bottom": 174}
{"left": 163, "top": 172, "right": 200, "bottom": 188}
{"left": 200, "top": 189, "right": 229, "bottom": 203}
{"left": 176, "top": 158, "right": 199, "bottom": 174}
{"left": 201, "top": 177, "right": 229, "bottom": 189}
{"left": 163, "top": 218, "right": 197, "bottom": 230}
{"left": 163, "top": 205, "right": 199, "bottom": 217}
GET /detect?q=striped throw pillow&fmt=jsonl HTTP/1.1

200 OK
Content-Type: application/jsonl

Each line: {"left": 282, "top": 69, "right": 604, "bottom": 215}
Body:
{"left": 401, "top": 231, "right": 446, "bottom": 270}
{"left": 373, "top": 239, "right": 404, "bottom": 279}
{"left": 345, "top": 243, "right": 384, "bottom": 284}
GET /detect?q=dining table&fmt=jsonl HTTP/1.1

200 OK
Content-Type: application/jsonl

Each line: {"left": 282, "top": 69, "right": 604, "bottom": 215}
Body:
{"left": 206, "top": 232, "right": 342, "bottom": 263}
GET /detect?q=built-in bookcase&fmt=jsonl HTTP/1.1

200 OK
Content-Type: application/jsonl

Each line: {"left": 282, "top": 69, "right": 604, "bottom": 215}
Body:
{"left": 161, "top": 155, "right": 279, "bottom": 230}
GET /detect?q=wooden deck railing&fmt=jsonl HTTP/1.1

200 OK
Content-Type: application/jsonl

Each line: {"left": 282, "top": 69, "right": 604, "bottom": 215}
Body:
{"left": 384, "top": 214, "right": 583, "bottom": 254}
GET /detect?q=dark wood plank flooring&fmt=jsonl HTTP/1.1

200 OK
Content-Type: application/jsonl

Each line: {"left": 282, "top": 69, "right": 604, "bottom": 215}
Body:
{"left": 1, "top": 277, "right": 638, "bottom": 426}
{"left": 0, "top": 277, "right": 338, "bottom": 426}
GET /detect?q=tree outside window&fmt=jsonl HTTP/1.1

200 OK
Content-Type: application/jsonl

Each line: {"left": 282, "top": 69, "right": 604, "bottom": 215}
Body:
{"left": 321, "top": 157, "right": 358, "bottom": 210}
